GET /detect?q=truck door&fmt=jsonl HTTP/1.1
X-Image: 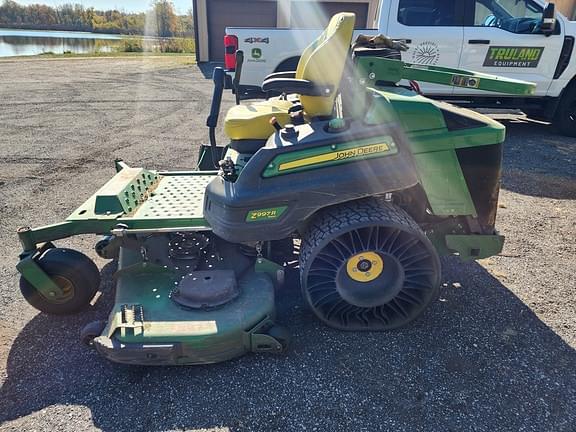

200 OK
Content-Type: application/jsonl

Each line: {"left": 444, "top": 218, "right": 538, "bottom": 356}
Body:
{"left": 387, "top": 0, "right": 465, "bottom": 95}
{"left": 459, "top": 0, "right": 565, "bottom": 96}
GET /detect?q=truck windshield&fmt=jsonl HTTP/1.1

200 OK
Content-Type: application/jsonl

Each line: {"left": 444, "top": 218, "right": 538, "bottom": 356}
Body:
{"left": 474, "top": 0, "right": 544, "bottom": 33}
{"left": 494, "top": 0, "right": 541, "bottom": 19}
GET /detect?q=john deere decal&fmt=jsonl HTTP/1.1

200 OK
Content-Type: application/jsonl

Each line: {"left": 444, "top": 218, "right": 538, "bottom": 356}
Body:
{"left": 483, "top": 46, "right": 544, "bottom": 68}
{"left": 246, "top": 206, "right": 287, "bottom": 222}
{"left": 262, "top": 137, "right": 397, "bottom": 177}
{"left": 248, "top": 47, "right": 265, "bottom": 63}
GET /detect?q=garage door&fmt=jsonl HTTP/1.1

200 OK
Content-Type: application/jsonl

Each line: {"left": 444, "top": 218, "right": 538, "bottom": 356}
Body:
{"left": 291, "top": 1, "right": 369, "bottom": 29}
{"left": 208, "top": 0, "right": 277, "bottom": 62}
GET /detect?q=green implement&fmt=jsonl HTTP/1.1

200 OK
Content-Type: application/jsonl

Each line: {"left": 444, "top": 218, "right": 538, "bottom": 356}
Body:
{"left": 16, "top": 13, "right": 535, "bottom": 366}
{"left": 357, "top": 56, "right": 536, "bottom": 95}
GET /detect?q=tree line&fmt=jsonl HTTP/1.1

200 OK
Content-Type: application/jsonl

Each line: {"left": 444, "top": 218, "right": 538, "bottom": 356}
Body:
{"left": 0, "top": 0, "right": 194, "bottom": 36}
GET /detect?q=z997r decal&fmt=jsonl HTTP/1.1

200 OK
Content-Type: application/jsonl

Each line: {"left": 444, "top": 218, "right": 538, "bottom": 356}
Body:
{"left": 246, "top": 206, "right": 287, "bottom": 222}
{"left": 483, "top": 46, "right": 544, "bottom": 68}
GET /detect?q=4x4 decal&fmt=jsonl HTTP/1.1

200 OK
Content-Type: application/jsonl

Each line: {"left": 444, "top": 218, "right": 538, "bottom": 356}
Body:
{"left": 244, "top": 37, "right": 270, "bottom": 44}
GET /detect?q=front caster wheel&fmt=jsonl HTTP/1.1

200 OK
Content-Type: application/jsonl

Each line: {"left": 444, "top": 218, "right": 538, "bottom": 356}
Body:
{"left": 20, "top": 248, "right": 101, "bottom": 315}
{"left": 81, "top": 320, "right": 107, "bottom": 346}
{"left": 267, "top": 325, "right": 291, "bottom": 353}
{"left": 300, "top": 199, "right": 441, "bottom": 331}
{"left": 95, "top": 236, "right": 118, "bottom": 260}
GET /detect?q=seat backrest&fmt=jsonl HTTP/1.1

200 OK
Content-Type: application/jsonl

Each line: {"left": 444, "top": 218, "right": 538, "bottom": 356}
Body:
{"left": 295, "top": 12, "right": 355, "bottom": 117}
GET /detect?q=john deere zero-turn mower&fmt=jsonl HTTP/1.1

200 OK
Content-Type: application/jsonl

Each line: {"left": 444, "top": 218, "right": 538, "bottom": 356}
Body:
{"left": 15, "top": 13, "right": 536, "bottom": 365}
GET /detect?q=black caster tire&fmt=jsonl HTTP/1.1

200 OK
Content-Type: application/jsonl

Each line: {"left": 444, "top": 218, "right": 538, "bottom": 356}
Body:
{"left": 554, "top": 85, "right": 576, "bottom": 138}
{"left": 81, "top": 320, "right": 107, "bottom": 346}
{"left": 20, "top": 248, "right": 101, "bottom": 315}
{"left": 95, "top": 236, "right": 118, "bottom": 260}
{"left": 300, "top": 199, "right": 441, "bottom": 331}
{"left": 267, "top": 325, "right": 291, "bottom": 353}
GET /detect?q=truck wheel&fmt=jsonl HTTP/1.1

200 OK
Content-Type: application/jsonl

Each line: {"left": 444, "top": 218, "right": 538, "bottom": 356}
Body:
{"left": 554, "top": 85, "right": 576, "bottom": 137}
{"left": 300, "top": 199, "right": 441, "bottom": 331}
{"left": 20, "top": 248, "right": 101, "bottom": 315}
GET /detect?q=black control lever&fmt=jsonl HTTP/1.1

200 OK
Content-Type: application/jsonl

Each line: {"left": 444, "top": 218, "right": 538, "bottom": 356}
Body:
{"left": 269, "top": 117, "right": 282, "bottom": 132}
{"left": 206, "top": 67, "right": 226, "bottom": 168}
{"left": 233, "top": 50, "right": 244, "bottom": 105}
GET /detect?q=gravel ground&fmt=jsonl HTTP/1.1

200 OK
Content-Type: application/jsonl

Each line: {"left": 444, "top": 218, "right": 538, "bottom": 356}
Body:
{"left": 0, "top": 57, "right": 574, "bottom": 432}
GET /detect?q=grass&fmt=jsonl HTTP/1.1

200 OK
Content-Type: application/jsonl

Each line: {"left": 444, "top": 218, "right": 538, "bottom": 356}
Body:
{"left": 0, "top": 36, "right": 196, "bottom": 61}
{"left": 118, "top": 36, "right": 195, "bottom": 54}
{"left": 2, "top": 51, "right": 196, "bottom": 63}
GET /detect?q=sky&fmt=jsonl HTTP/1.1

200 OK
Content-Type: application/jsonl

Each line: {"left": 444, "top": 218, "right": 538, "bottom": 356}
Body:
{"left": 13, "top": 0, "right": 193, "bottom": 14}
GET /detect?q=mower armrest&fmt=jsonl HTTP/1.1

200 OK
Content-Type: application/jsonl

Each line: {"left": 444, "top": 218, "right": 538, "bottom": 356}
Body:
{"left": 263, "top": 71, "right": 296, "bottom": 81}
{"left": 261, "top": 78, "right": 333, "bottom": 96}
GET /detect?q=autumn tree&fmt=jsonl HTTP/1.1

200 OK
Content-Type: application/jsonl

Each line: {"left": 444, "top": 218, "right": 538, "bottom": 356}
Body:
{"left": 148, "top": 0, "right": 178, "bottom": 37}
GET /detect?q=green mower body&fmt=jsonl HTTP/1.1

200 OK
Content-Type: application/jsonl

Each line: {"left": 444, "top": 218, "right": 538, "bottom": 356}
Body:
{"left": 15, "top": 30, "right": 535, "bottom": 365}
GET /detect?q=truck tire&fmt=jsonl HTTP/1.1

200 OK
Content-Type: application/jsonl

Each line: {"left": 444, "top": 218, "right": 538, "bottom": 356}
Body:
{"left": 554, "top": 85, "right": 576, "bottom": 137}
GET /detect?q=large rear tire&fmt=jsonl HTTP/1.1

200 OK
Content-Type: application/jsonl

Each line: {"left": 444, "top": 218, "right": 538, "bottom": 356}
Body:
{"left": 300, "top": 199, "right": 441, "bottom": 331}
{"left": 20, "top": 248, "right": 101, "bottom": 315}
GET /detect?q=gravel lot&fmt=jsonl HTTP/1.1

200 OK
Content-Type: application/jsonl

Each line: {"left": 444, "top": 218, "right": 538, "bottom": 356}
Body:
{"left": 0, "top": 57, "right": 575, "bottom": 432}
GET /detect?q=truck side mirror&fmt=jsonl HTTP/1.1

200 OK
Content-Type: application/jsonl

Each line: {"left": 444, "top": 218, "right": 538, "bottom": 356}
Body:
{"left": 541, "top": 2, "right": 556, "bottom": 35}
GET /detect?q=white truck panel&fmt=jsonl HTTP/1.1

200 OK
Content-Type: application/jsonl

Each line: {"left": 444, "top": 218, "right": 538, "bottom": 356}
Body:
{"left": 224, "top": 0, "right": 576, "bottom": 135}
{"left": 458, "top": 22, "right": 565, "bottom": 97}
{"left": 227, "top": 28, "right": 379, "bottom": 88}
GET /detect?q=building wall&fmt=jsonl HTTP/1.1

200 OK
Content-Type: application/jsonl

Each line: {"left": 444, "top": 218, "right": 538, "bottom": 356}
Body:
{"left": 555, "top": 0, "right": 576, "bottom": 19}
{"left": 194, "top": 0, "right": 576, "bottom": 62}
{"left": 195, "top": 0, "right": 379, "bottom": 62}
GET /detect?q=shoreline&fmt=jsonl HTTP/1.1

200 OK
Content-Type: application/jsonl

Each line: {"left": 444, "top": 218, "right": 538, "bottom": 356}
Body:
{"left": 0, "top": 52, "right": 196, "bottom": 61}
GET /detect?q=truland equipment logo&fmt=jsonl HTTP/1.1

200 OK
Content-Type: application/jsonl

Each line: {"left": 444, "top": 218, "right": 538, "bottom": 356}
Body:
{"left": 483, "top": 46, "right": 544, "bottom": 68}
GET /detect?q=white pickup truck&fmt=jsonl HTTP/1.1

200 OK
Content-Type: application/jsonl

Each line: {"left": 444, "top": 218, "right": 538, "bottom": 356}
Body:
{"left": 224, "top": 0, "right": 576, "bottom": 136}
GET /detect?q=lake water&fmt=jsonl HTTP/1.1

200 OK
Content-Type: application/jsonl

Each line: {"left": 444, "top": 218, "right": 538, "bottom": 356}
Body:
{"left": 0, "top": 28, "right": 122, "bottom": 57}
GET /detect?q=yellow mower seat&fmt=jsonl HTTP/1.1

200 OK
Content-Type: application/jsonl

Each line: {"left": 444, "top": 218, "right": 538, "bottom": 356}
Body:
{"left": 224, "top": 99, "right": 293, "bottom": 141}
{"left": 223, "top": 12, "right": 355, "bottom": 142}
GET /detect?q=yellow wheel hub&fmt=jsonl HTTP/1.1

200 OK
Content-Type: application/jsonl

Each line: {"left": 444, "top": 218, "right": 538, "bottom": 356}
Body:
{"left": 346, "top": 252, "right": 384, "bottom": 283}
{"left": 49, "top": 275, "right": 75, "bottom": 303}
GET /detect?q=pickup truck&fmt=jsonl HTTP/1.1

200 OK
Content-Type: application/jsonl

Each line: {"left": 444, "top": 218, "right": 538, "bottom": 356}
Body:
{"left": 224, "top": 0, "right": 576, "bottom": 136}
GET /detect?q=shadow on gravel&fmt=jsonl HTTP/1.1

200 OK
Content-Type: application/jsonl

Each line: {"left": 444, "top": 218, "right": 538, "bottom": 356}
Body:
{"left": 1, "top": 258, "right": 575, "bottom": 431}
{"left": 499, "top": 118, "right": 576, "bottom": 200}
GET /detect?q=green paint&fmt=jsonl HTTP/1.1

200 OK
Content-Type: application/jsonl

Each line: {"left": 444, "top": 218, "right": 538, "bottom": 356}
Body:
{"left": 255, "top": 257, "right": 285, "bottom": 286}
{"left": 93, "top": 167, "right": 159, "bottom": 215}
{"left": 109, "top": 249, "right": 275, "bottom": 346}
{"left": 413, "top": 150, "right": 477, "bottom": 216}
{"left": 445, "top": 234, "right": 504, "bottom": 261}
{"left": 362, "top": 86, "right": 507, "bottom": 217}
{"left": 246, "top": 206, "right": 287, "bottom": 222}
{"left": 357, "top": 57, "right": 536, "bottom": 94}
{"left": 17, "top": 250, "right": 65, "bottom": 298}
{"left": 490, "top": 47, "right": 541, "bottom": 61}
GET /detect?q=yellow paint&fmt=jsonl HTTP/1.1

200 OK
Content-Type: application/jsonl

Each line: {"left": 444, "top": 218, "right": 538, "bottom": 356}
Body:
{"left": 278, "top": 143, "right": 390, "bottom": 171}
{"left": 346, "top": 251, "right": 384, "bottom": 283}
{"left": 144, "top": 320, "right": 218, "bottom": 337}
